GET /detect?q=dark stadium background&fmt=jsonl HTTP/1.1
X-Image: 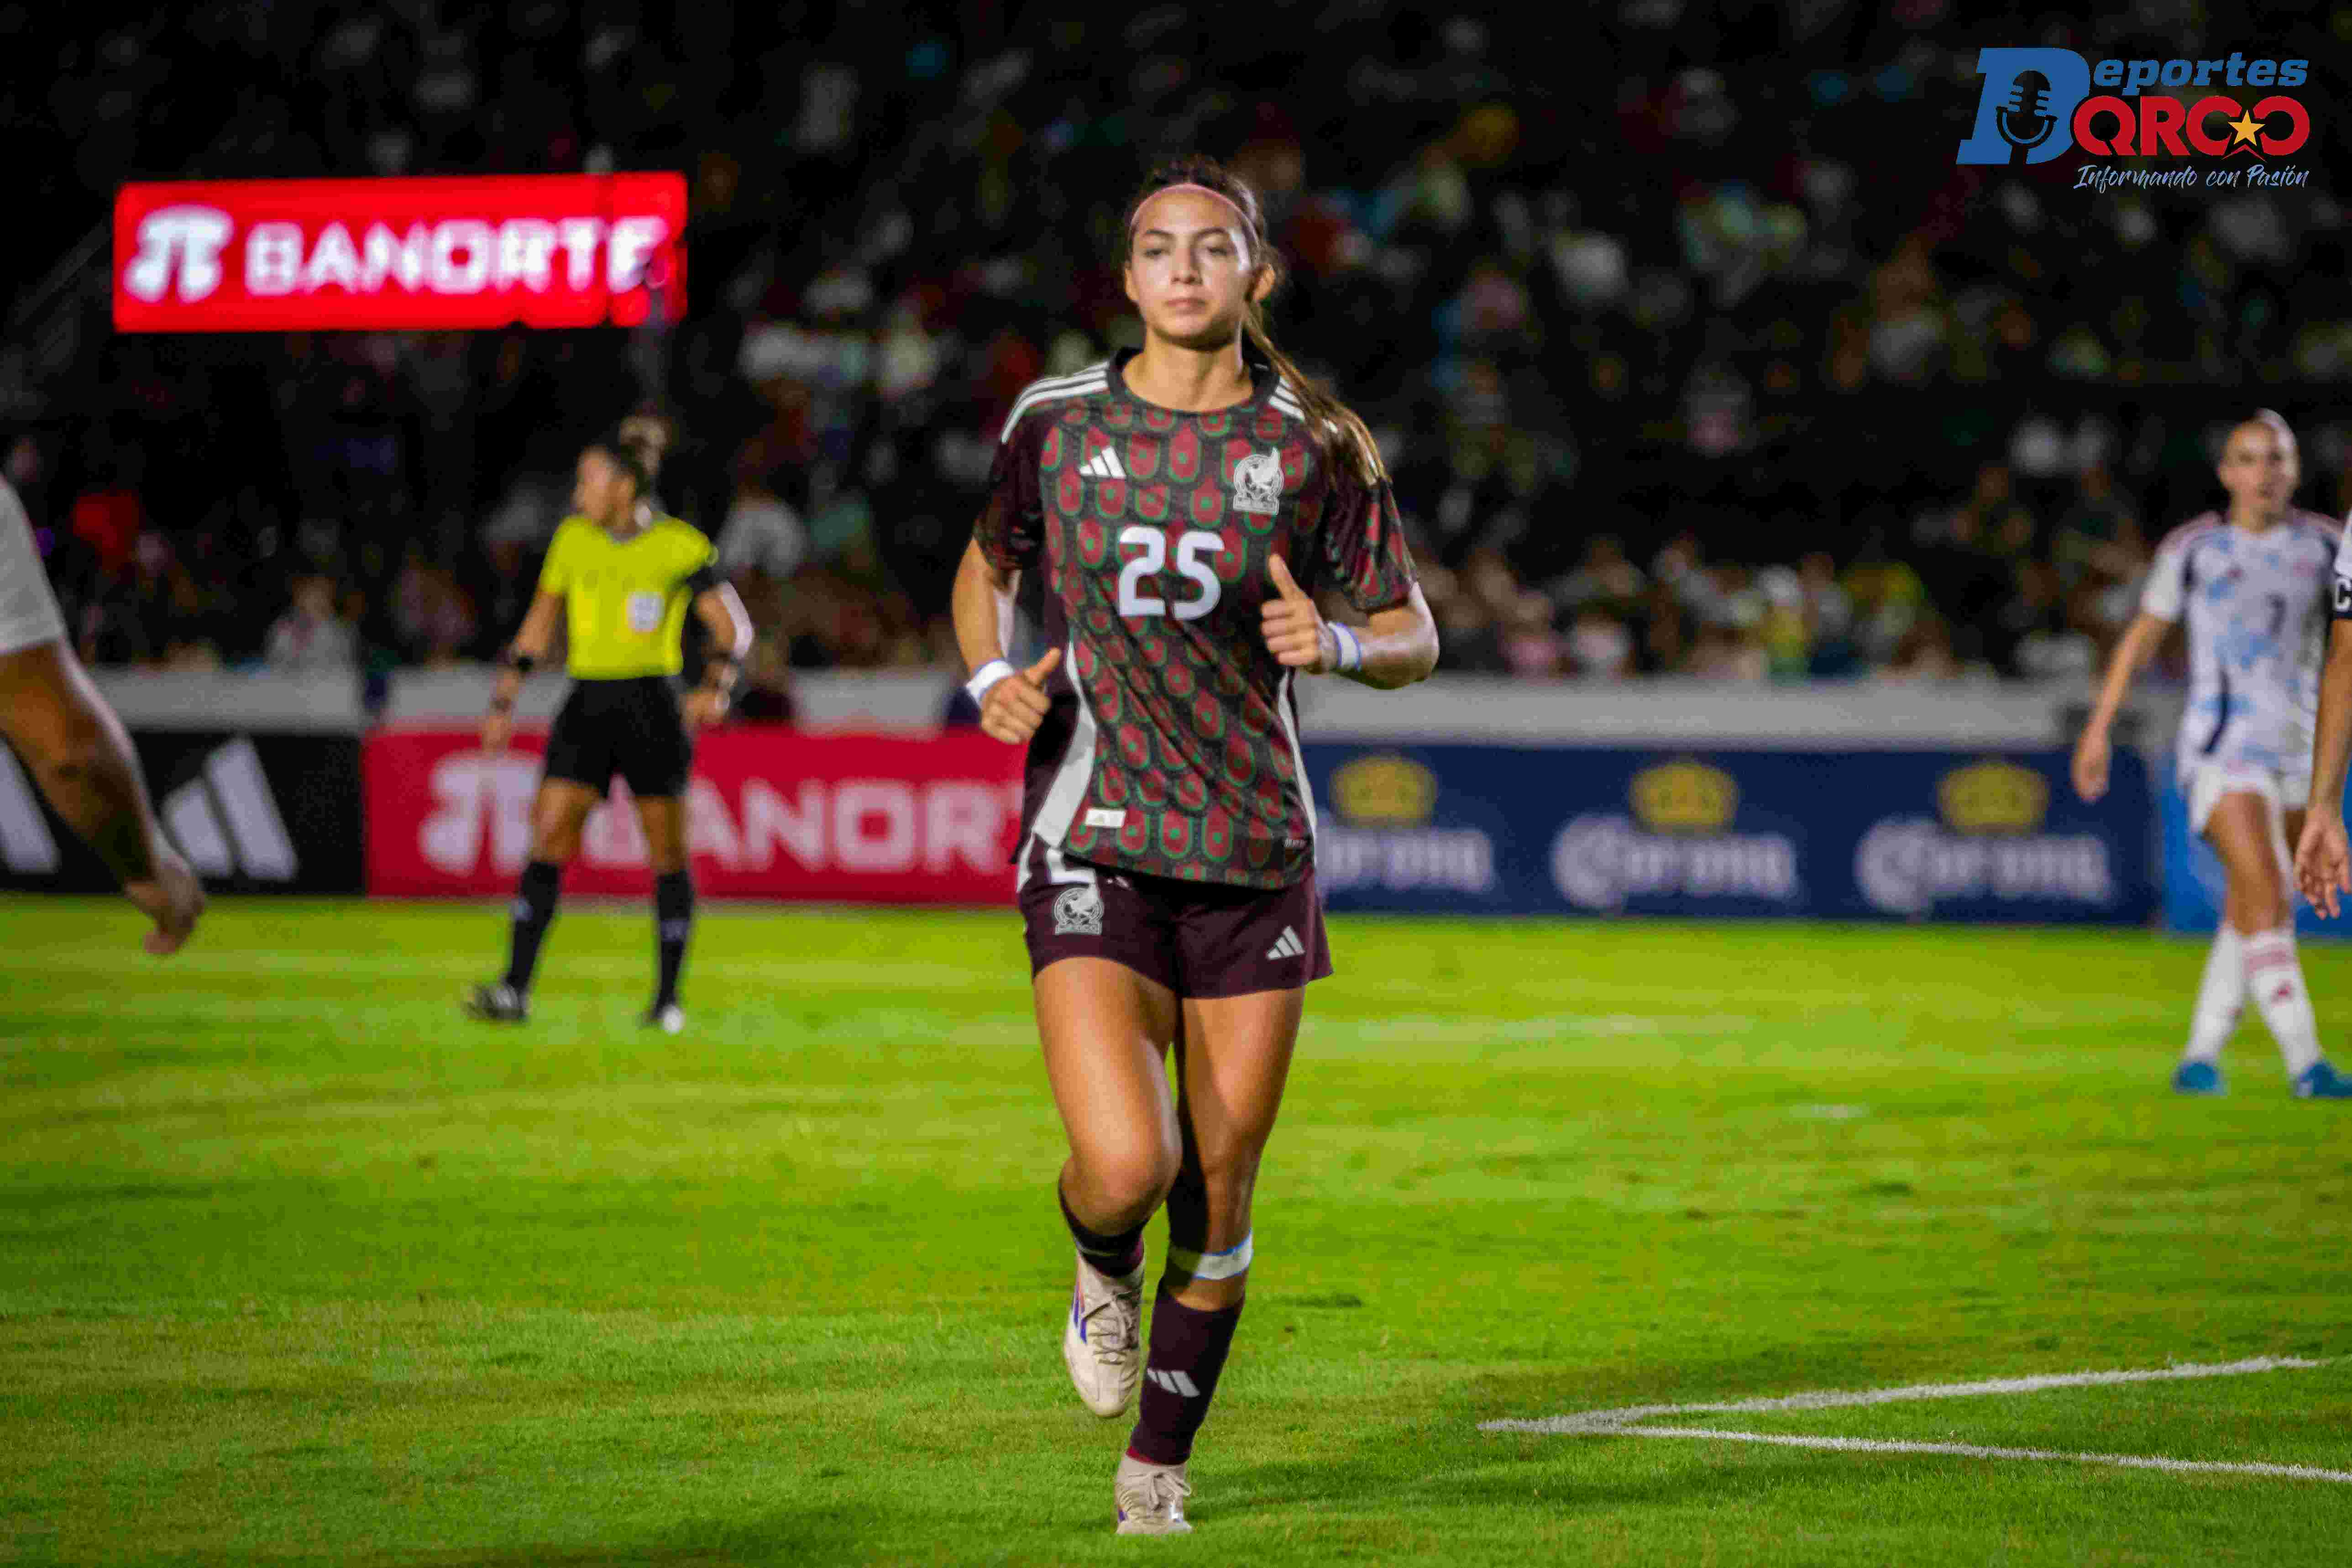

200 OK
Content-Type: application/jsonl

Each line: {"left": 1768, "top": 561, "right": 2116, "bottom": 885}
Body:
{"left": 9, "top": 1, "right": 2351, "bottom": 702}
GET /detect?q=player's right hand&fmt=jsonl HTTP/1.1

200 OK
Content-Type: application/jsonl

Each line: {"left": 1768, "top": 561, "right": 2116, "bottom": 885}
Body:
{"left": 2296, "top": 812, "right": 2352, "bottom": 918}
{"left": 2070, "top": 729, "right": 2110, "bottom": 802}
{"left": 979, "top": 648, "right": 1060, "bottom": 746}
{"left": 480, "top": 710, "right": 513, "bottom": 754}
{"left": 125, "top": 842, "right": 204, "bottom": 957}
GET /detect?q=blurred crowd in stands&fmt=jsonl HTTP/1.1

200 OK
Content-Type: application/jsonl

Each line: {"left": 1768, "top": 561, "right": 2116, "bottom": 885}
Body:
{"left": 10, "top": 0, "right": 2352, "bottom": 693}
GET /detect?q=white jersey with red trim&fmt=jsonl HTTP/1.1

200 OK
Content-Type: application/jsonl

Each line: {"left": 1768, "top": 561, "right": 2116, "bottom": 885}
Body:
{"left": 2141, "top": 509, "right": 2339, "bottom": 784}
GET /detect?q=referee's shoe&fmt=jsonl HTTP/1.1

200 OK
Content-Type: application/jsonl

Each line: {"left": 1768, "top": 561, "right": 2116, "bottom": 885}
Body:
{"left": 463, "top": 982, "right": 529, "bottom": 1023}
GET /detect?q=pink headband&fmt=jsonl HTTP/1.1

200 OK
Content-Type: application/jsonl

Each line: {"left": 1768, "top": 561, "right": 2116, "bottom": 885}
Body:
{"left": 1129, "top": 183, "right": 1252, "bottom": 235}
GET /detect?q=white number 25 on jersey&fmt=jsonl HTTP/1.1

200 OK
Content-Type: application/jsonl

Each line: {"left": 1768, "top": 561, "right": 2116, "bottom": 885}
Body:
{"left": 1116, "top": 526, "right": 1223, "bottom": 621}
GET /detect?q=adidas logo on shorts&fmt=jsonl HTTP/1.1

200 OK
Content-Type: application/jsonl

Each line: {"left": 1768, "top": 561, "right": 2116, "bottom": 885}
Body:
{"left": 1265, "top": 926, "right": 1306, "bottom": 961}
{"left": 1078, "top": 448, "right": 1127, "bottom": 480}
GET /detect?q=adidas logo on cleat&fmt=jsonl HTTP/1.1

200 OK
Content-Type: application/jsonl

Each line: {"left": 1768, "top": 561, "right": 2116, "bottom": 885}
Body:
{"left": 1266, "top": 926, "right": 1305, "bottom": 961}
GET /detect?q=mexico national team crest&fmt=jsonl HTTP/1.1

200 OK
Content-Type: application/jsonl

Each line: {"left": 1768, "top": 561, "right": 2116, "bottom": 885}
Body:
{"left": 1232, "top": 448, "right": 1283, "bottom": 515}
{"left": 1052, "top": 883, "right": 1104, "bottom": 936}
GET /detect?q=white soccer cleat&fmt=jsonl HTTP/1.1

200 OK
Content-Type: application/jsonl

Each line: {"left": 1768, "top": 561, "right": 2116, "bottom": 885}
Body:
{"left": 1062, "top": 1254, "right": 1145, "bottom": 1417}
{"left": 1114, "top": 1453, "right": 1192, "bottom": 1535}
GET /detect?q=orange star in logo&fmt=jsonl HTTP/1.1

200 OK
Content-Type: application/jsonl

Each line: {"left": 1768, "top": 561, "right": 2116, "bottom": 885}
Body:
{"left": 2225, "top": 108, "right": 2266, "bottom": 152}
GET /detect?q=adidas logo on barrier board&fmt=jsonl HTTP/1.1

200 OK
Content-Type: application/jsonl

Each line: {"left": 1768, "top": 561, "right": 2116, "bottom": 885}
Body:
{"left": 0, "top": 736, "right": 297, "bottom": 880}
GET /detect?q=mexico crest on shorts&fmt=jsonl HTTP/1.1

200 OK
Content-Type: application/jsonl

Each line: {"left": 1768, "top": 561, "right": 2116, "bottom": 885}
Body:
{"left": 1231, "top": 448, "right": 1283, "bottom": 515}
{"left": 1053, "top": 883, "right": 1104, "bottom": 936}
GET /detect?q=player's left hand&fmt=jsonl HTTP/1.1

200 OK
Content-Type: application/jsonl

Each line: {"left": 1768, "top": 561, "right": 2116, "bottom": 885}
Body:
{"left": 2295, "top": 811, "right": 2352, "bottom": 918}
{"left": 681, "top": 686, "right": 728, "bottom": 731}
{"left": 1262, "top": 554, "right": 1332, "bottom": 673}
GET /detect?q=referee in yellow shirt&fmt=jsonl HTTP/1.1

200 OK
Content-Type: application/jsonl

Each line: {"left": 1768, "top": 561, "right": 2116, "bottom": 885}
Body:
{"left": 465, "top": 420, "right": 750, "bottom": 1032}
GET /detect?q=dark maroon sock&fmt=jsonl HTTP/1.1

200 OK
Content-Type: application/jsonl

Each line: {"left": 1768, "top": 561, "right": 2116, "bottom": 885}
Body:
{"left": 1058, "top": 1184, "right": 1144, "bottom": 1276}
{"left": 1126, "top": 1287, "right": 1244, "bottom": 1465}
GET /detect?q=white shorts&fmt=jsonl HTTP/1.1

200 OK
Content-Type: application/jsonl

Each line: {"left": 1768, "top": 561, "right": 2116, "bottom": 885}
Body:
{"left": 0, "top": 481, "right": 66, "bottom": 657}
{"left": 2184, "top": 761, "right": 2306, "bottom": 863}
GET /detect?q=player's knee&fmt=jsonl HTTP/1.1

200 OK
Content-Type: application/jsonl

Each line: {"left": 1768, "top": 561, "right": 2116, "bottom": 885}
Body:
{"left": 1187, "top": 1139, "right": 1263, "bottom": 1222}
{"left": 530, "top": 810, "right": 582, "bottom": 862}
{"left": 1083, "top": 1142, "right": 1180, "bottom": 1220}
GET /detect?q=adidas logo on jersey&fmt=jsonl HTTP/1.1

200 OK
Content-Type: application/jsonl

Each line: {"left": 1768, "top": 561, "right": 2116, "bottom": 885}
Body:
{"left": 1266, "top": 926, "right": 1306, "bottom": 961}
{"left": 1146, "top": 1368, "right": 1201, "bottom": 1397}
{"left": 1078, "top": 448, "right": 1127, "bottom": 481}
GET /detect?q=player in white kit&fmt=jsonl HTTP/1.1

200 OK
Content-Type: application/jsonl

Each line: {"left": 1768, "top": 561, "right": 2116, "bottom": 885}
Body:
{"left": 2075, "top": 412, "right": 2352, "bottom": 1098}
{"left": 0, "top": 477, "right": 204, "bottom": 953}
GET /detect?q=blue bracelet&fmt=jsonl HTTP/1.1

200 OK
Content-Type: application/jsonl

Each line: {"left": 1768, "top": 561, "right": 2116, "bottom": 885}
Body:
{"left": 1331, "top": 623, "right": 1364, "bottom": 673}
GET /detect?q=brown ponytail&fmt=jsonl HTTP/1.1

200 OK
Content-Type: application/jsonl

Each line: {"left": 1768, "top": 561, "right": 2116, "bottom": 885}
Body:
{"left": 596, "top": 411, "right": 674, "bottom": 497}
{"left": 1121, "top": 155, "right": 1387, "bottom": 488}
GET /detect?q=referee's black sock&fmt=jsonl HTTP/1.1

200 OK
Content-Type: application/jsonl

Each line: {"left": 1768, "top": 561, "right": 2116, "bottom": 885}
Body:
{"left": 503, "top": 859, "right": 563, "bottom": 994}
{"left": 654, "top": 870, "right": 694, "bottom": 1009}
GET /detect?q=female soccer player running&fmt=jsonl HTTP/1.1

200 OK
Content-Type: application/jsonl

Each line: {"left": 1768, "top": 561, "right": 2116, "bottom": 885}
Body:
{"left": 952, "top": 157, "right": 1439, "bottom": 1535}
{"left": 2074, "top": 410, "right": 2352, "bottom": 1098}
{"left": 466, "top": 420, "right": 749, "bottom": 1032}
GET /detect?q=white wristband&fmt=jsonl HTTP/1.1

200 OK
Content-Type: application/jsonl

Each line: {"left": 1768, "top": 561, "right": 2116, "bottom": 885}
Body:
{"left": 1331, "top": 623, "right": 1363, "bottom": 673}
{"left": 964, "top": 658, "right": 1016, "bottom": 705}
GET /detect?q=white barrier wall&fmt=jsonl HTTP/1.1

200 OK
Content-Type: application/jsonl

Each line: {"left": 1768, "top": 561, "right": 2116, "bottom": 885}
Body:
{"left": 91, "top": 666, "right": 2175, "bottom": 749}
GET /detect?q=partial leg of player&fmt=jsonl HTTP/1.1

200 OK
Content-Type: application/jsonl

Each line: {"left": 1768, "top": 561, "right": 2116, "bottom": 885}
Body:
{"left": 1037, "top": 958, "right": 1180, "bottom": 1421}
{"left": 636, "top": 794, "right": 693, "bottom": 1033}
{"left": 467, "top": 780, "right": 598, "bottom": 1023}
{"left": 2207, "top": 792, "right": 2352, "bottom": 1097}
{"left": 1114, "top": 985, "right": 1301, "bottom": 1533}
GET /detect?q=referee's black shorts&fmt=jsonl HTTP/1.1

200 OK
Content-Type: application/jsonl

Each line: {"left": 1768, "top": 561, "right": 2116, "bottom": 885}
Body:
{"left": 543, "top": 676, "right": 693, "bottom": 799}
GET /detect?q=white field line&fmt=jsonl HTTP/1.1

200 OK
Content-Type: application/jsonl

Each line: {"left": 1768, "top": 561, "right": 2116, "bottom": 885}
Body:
{"left": 1479, "top": 1356, "right": 2323, "bottom": 1435}
{"left": 1482, "top": 1357, "right": 2349, "bottom": 1483}
{"left": 1618, "top": 1426, "right": 2352, "bottom": 1484}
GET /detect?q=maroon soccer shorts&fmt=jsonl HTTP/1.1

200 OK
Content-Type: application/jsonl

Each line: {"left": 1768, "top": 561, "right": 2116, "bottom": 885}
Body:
{"left": 1018, "top": 861, "right": 1334, "bottom": 998}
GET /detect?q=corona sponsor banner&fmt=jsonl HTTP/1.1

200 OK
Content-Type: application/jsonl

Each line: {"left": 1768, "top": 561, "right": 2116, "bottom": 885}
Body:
{"left": 114, "top": 173, "right": 686, "bottom": 332}
{"left": 363, "top": 726, "right": 1024, "bottom": 902}
{"left": 1304, "top": 744, "right": 2154, "bottom": 924}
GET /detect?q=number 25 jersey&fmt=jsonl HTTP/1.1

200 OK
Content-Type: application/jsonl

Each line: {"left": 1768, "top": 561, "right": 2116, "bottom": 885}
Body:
{"left": 974, "top": 352, "right": 1420, "bottom": 891}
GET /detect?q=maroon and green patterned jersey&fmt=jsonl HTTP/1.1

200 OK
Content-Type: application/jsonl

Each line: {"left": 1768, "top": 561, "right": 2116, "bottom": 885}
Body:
{"left": 974, "top": 351, "right": 1420, "bottom": 891}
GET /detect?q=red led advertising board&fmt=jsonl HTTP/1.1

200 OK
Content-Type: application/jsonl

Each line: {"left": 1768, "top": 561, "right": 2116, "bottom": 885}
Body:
{"left": 113, "top": 173, "right": 686, "bottom": 332}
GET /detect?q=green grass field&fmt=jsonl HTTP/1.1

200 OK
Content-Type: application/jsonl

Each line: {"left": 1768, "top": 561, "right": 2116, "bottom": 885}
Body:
{"left": 4, "top": 897, "right": 2350, "bottom": 1566}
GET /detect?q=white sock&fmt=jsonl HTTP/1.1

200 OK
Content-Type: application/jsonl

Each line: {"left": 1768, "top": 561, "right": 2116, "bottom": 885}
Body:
{"left": 2183, "top": 925, "right": 2244, "bottom": 1063}
{"left": 2244, "top": 924, "right": 2323, "bottom": 1078}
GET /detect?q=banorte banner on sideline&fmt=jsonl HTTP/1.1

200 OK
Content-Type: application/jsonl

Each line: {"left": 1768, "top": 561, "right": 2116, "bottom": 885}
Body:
{"left": 364, "top": 727, "right": 1025, "bottom": 902}
{"left": 114, "top": 173, "right": 686, "bottom": 332}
